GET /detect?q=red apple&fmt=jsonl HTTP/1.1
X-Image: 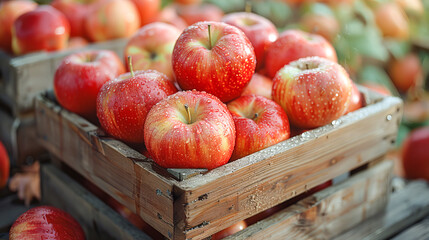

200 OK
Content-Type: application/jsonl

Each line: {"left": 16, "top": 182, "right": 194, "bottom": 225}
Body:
{"left": 401, "top": 126, "right": 429, "bottom": 181}
{"left": 130, "top": 0, "right": 161, "bottom": 26}
{"left": 54, "top": 50, "right": 125, "bottom": 121}
{"left": 67, "top": 36, "right": 89, "bottom": 49}
{"left": 11, "top": 5, "right": 70, "bottom": 55}
{"left": 0, "top": 0, "right": 37, "bottom": 53}
{"left": 375, "top": 2, "right": 409, "bottom": 40}
{"left": 124, "top": 22, "right": 181, "bottom": 81}
{"left": 144, "top": 90, "right": 235, "bottom": 169}
{"left": 0, "top": 141, "right": 9, "bottom": 189}
{"left": 9, "top": 206, "right": 85, "bottom": 240}
{"left": 172, "top": 21, "right": 256, "bottom": 103}
{"left": 97, "top": 69, "right": 177, "bottom": 145}
{"left": 176, "top": 3, "right": 224, "bottom": 26}
{"left": 222, "top": 12, "right": 278, "bottom": 70}
{"left": 51, "top": 0, "right": 99, "bottom": 38}
{"left": 227, "top": 95, "right": 290, "bottom": 161}
{"left": 265, "top": 29, "right": 337, "bottom": 78}
{"left": 241, "top": 73, "right": 273, "bottom": 99}
{"left": 345, "top": 82, "right": 363, "bottom": 114}
{"left": 299, "top": 13, "right": 340, "bottom": 43}
{"left": 85, "top": 0, "right": 141, "bottom": 42}
{"left": 156, "top": 5, "right": 188, "bottom": 31}
{"left": 272, "top": 56, "right": 353, "bottom": 129}
{"left": 211, "top": 220, "right": 247, "bottom": 240}
{"left": 388, "top": 53, "right": 423, "bottom": 93}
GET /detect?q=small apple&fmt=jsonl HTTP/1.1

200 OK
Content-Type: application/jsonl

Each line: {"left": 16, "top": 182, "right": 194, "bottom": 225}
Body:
{"left": 272, "top": 56, "right": 353, "bottom": 129}
{"left": 54, "top": 50, "right": 126, "bottom": 121}
{"left": 11, "top": 5, "right": 70, "bottom": 55}
{"left": 156, "top": 5, "right": 188, "bottom": 31}
{"left": 401, "top": 126, "right": 429, "bottom": 181}
{"left": 227, "top": 95, "right": 290, "bottom": 161}
{"left": 172, "top": 21, "right": 256, "bottom": 103}
{"left": 0, "top": 0, "right": 37, "bottom": 53}
{"left": 345, "top": 81, "right": 363, "bottom": 114}
{"left": 222, "top": 12, "right": 279, "bottom": 70}
{"left": 211, "top": 220, "right": 247, "bottom": 240}
{"left": 388, "top": 53, "right": 423, "bottom": 93}
{"left": 0, "top": 141, "right": 9, "bottom": 189}
{"left": 176, "top": 3, "right": 224, "bottom": 26}
{"left": 97, "top": 69, "right": 177, "bottom": 146}
{"left": 67, "top": 36, "right": 90, "bottom": 49}
{"left": 124, "top": 22, "right": 181, "bottom": 81}
{"left": 130, "top": 0, "right": 161, "bottom": 26}
{"left": 144, "top": 90, "right": 236, "bottom": 169}
{"left": 299, "top": 13, "right": 340, "bottom": 43}
{"left": 241, "top": 73, "right": 273, "bottom": 99}
{"left": 265, "top": 29, "right": 337, "bottom": 78}
{"left": 85, "top": 0, "right": 140, "bottom": 42}
{"left": 374, "top": 2, "right": 409, "bottom": 40}
{"left": 9, "top": 206, "right": 85, "bottom": 240}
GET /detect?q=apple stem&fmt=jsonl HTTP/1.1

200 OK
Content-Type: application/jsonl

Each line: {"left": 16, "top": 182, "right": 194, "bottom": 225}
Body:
{"left": 305, "top": 63, "right": 309, "bottom": 70}
{"left": 128, "top": 56, "right": 135, "bottom": 77}
{"left": 245, "top": 1, "right": 252, "bottom": 13}
{"left": 184, "top": 104, "right": 192, "bottom": 124}
{"left": 208, "top": 24, "right": 212, "bottom": 50}
{"left": 253, "top": 113, "right": 259, "bottom": 120}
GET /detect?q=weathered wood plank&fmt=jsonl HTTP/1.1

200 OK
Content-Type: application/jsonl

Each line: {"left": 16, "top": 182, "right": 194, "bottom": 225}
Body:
{"left": 41, "top": 164, "right": 152, "bottom": 240}
{"left": 174, "top": 95, "right": 402, "bottom": 239}
{"left": 222, "top": 160, "right": 393, "bottom": 240}
{"left": 334, "top": 180, "right": 429, "bottom": 240}
{"left": 391, "top": 216, "right": 429, "bottom": 240}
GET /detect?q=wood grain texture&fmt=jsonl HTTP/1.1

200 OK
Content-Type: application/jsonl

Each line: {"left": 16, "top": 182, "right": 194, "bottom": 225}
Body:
{"left": 335, "top": 180, "right": 429, "bottom": 240}
{"left": 41, "top": 164, "right": 151, "bottom": 240}
{"left": 35, "top": 89, "right": 402, "bottom": 240}
{"left": 0, "top": 38, "right": 126, "bottom": 116}
{"left": 391, "top": 215, "right": 429, "bottom": 240}
{"left": 223, "top": 160, "right": 393, "bottom": 240}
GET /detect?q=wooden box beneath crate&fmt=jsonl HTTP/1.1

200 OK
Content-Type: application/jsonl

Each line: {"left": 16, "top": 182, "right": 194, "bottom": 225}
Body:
{"left": 35, "top": 88, "right": 402, "bottom": 240}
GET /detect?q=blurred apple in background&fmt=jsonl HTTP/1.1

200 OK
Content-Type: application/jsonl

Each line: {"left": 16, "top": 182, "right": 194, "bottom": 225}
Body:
{"left": 124, "top": 22, "right": 181, "bottom": 81}
{"left": 388, "top": 53, "right": 423, "bottom": 93}
{"left": 211, "top": 220, "right": 247, "bottom": 240}
{"left": 265, "top": 29, "right": 337, "bottom": 78}
{"left": 9, "top": 206, "right": 85, "bottom": 240}
{"left": 0, "top": 0, "right": 37, "bottom": 53}
{"left": 222, "top": 12, "right": 278, "bottom": 70}
{"left": 144, "top": 90, "right": 235, "bottom": 169}
{"left": 374, "top": 2, "right": 409, "bottom": 40}
{"left": 54, "top": 50, "right": 125, "bottom": 121}
{"left": 176, "top": 3, "right": 224, "bottom": 26}
{"left": 12, "top": 5, "right": 70, "bottom": 55}
{"left": 272, "top": 56, "right": 353, "bottom": 129}
{"left": 0, "top": 141, "right": 10, "bottom": 189}
{"left": 130, "top": 0, "right": 161, "bottom": 26}
{"left": 172, "top": 21, "right": 256, "bottom": 103}
{"left": 174, "top": 0, "right": 201, "bottom": 5}
{"left": 67, "top": 36, "right": 89, "bottom": 49}
{"left": 227, "top": 95, "right": 290, "bottom": 161}
{"left": 97, "top": 69, "right": 177, "bottom": 146}
{"left": 241, "top": 73, "right": 273, "bottom": 99}
{"left": 85, "top": 0, "right": 140, "bottom": 42}
{"left": 402, "top": 126, "right": 429, "bottom": 181}
{"left": 156, "top": 5, "right": 188, "bottom": 31}
{"left": 299, "top": 13, "right": 340, "bottom": 43}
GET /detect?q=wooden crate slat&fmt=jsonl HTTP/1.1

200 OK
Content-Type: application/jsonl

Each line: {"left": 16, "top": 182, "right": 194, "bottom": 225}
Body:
{"left": 223, "top": 160, "right": 393, "bottom": 240}
{"left": 174, "top": 95, "right": 402, "bottom": 239}
{"left": 334, "top": 180, "right": 429, "bottom": 240}
{"left": 391, "top": 216, "right": 429, "bottom": 240}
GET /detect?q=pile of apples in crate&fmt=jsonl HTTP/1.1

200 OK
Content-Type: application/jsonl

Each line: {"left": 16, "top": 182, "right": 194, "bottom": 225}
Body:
{"left": 1, "top": 0, "right": 429, "bottom": 238}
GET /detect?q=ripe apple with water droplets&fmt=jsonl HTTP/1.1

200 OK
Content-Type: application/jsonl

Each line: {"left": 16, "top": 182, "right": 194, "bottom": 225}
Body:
{"left": 241, "top": 73, "right": 273, "bottom": 99}
{"left": 172, "top": 21, "right": 256, "bottom": 103}
{"left": 272, "top": 56, "right": 353, "bottom": 129}
{"left": 97, "top": 69, "right": 177, "bottom": 146}
{"left": 227, "top": 95, "right": 290, "bottom": 161}
{"left": 265, "top": 29, "right": 337, "bottom": 78}
{"left": 144, "top": 90, "right": 235, "bottom": 169}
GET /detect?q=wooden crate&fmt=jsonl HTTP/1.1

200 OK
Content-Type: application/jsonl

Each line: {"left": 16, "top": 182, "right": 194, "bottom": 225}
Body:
{"left": 34, "top": 88, "right": 402, "bottom": 240}
{"left": 0, "top": 38, "right": 126, "bottom": 117}
{"left": 41, "top": 163, "right": 151, "bottom": 240}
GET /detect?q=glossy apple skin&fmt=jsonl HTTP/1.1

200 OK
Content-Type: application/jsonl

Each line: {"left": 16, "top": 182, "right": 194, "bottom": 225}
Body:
{"left": 130, "top": 0, "right": 160, "bottom": 26}
{"left": 0, "top": 141, "right": 9, "bottom": 189}
{"left": 222, "top": 12, "right": 278, "bottom": 70}
{"left": 54, "top": 50, "right": 125, "bottom": 121}
{"left": 227, "top": 95, "right": 290, "bottom": 161}
{"left": 241, "top": 73, "right": 273, "bottom": 99}
{"left": 402, "top": 126, "right": 429, "bottom": 181}
{"left": 345, "top": 82, "right": 363, "bottom": 114}
{"left": 265, "top": 29, "right": 337, "bottom": 78}
{"left": 176, "top": 3, "right": 223, "bottom": 26}
{"left": 272, "top": 56, "right": 352, "bottom": 129}
{"left": 388, "top": 53, "right": 423, "bottom": 93}
{"left": 124, "top": 22, "right": 181, "bottom": 81}
{"left": 173, "top": 21, "right": 256, "bottom": 103}
{"left": 12, "top": 5, "right": 70, "bottom": 55}
{"left": 144, "top": 90, "right": 235, "bottom": 169}
{"left": 9, "top": 206, "right": 85, "bottom": 240}
{"left": 97, "top": 70, "right": 177, "bottom": 145}
{"left": 211, "top": 220, "right": 247, "bottom": 240}
{"left": 0, "top": 0, "right": 37, "bottom": 53}
{"left": 85, "top": 0, "right": 140, "bottom": 42}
